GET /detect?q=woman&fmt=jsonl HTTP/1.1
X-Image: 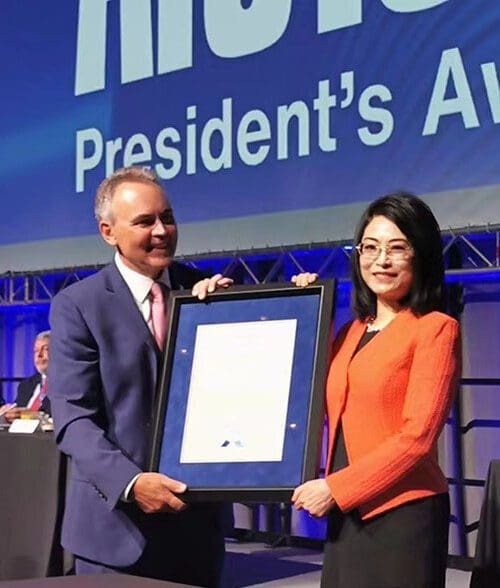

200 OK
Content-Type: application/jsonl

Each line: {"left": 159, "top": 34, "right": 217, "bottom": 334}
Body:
{"left": 292, "top": 192, "right": 460, "bottom": 588}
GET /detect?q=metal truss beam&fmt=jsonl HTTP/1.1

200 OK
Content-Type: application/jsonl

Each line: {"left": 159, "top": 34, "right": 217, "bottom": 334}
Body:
{"left": 1, "top": 230, "right": 500, "bottom": 306}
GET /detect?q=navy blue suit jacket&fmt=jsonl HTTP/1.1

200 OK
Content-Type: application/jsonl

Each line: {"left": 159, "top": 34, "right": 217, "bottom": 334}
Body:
{"left": 16, "top": 373, "right": 51, "bottom": 415}
{"left": 49, "top": 262, "right": 225, "bottom": 569}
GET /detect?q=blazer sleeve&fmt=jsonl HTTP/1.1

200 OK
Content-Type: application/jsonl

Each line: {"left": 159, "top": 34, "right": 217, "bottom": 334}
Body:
{"left": 326, "top": 315, "right": 460, "bottom": 512}
{"left": 49, "top": 290, "right": 141, "bottom": 511}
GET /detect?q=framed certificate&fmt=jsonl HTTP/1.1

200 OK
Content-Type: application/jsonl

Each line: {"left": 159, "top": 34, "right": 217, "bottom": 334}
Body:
{"left": 149, "top": 281, "right": 335, "bottom": 502}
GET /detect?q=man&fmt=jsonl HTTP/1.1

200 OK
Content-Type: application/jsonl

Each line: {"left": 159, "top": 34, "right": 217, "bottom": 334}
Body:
{"left": 49, "top": 167, "right": 231, "bottom": 585}
{"left": 3, "top": 331, "right": 51, "bottom": 422}
{"left": 16, "top": 331, "right": 51, "bottom": 414}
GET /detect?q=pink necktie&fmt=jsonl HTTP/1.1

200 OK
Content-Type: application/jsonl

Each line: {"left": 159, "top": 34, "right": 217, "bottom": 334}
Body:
{"left": 150, "top": 282, "right": 167, "bottom": 349}
{"left": 30, "top": 377, "right": 47, "bottom": 412}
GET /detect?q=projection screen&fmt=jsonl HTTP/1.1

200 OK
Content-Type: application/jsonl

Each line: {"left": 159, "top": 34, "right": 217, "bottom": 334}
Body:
{"left": 0, "top": 0, "right": 499, "bottom": 272}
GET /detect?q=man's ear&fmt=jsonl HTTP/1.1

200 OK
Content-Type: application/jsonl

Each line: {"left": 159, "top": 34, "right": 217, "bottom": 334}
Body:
{"left": 99, "top": 220, "right": 117, "bottom": 246}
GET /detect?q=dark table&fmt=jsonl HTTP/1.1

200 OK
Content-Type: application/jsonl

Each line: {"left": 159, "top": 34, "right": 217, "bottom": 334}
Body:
{"left": 470, "top": 459, "right": 500, "bottom": 587}
{"left": 0, "top": 432, "right": 67, "bottom": 581}
{"left": 0, "top": 575, "right": 192, "bottom": 587}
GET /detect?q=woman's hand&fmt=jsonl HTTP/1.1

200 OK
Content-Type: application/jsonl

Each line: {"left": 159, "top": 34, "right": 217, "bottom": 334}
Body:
{"left": 291, "top": 273, "right": 319, "bottom": 288}
{"left": 292, "top": 478, "right": 335, "bottom": 518}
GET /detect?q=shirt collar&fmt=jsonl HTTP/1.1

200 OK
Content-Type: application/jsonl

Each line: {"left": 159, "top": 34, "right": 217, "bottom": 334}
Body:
{"left": 114, "top": 253, "right": 171, "bottom": 303}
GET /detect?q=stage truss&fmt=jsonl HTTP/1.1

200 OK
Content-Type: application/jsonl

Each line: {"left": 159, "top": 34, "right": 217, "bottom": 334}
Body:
{"left": 1, "top": 228, "right": 500, "bottom": 558}
{"left": 1, "top": 229, "right": 500, "bottom": 307}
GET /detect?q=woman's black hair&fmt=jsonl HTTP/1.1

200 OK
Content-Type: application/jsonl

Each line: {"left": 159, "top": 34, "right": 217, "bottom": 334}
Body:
{"left": 351, "top": 192, "right": 445, "bottom": 319}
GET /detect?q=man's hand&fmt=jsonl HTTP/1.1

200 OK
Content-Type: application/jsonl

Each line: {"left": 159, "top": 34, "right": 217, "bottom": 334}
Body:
{"left": 4, "top": 407, "right": 26, "bottom": 423}
{"left": 132, "top": 472, "right": 188, "bottom": 513}
{"left": 292, "top": 478, "right": 335, "bottom": 518}
{"left": 291, "top": 273, "right": 319, "bottom": 288}
{"left": 191, "top": 273, "right": 233, "bottom": 300}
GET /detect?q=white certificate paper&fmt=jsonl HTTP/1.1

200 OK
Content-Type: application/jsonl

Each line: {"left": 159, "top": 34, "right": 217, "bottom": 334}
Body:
{"left": 180, "top": 319, "right": 297, "bottom": 463}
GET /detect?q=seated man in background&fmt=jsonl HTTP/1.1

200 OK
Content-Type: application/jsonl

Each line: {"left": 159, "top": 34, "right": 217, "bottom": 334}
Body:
{"left": 0, "top": 385, "right": 7, "bottom": 423}
{"left": 6, "top": 331, "right": 51, "bottom": 420}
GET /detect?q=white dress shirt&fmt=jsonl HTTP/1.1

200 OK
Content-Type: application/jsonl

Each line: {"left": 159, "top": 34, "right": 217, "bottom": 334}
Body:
{"left": 114, "top": 253, "right": 172, "bottom": 501}
{"left": 26, "top": 373, "right": 47, "bottom": 408}
{"left": 114, "top": 252, "right": 171, "bottom": 324}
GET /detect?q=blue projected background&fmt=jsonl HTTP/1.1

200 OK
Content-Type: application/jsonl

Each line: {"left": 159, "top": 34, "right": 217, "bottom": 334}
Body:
{"left": 0, "top": 0, "right": 499, "bottom": 271}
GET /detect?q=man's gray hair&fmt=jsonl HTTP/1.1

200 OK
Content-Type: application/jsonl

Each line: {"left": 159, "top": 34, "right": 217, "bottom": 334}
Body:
{"left": 94, "top": 167, "right": 164, "bottom": 223}
{"left": 35, "top": 330, "right": 50, "bottom": 341}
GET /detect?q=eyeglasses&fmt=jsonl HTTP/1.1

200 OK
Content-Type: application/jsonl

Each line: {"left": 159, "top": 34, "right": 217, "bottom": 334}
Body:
{"left": 355, "top": 241, "right": 413, "bottom": 261}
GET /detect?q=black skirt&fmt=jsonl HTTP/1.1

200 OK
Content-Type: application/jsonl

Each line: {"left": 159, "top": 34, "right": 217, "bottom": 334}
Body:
{"left": 321, "top": 426, "right": 450, "bottom": 588}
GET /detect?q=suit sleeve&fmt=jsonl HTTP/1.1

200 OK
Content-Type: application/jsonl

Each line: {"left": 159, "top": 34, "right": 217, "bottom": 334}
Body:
{"left": 15, "top": 377, "right": 35, "bottom": 407}
{"left": 15, "top": 381, "right": 25, "bottom": 406}
{"left": 326, "top": 316, "right": 460, "bottom": 512}
{"left": 49, "top": 290, "right": 141, "bottom": 511}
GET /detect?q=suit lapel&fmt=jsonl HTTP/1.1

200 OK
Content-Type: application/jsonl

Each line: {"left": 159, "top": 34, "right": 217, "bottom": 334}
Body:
{"left": 102, "top": 260, "right": 200, "bottom": 356}
{"left": 103, "top": 263, "right": 159, "bottom": 355}
{"left": 330, "top": 321, "right": 367, "bottom": 417}
{"left": 344, "top": 321, "right": 368, "bottom": 366}
{"left": 348, "top": 309, "right": 414, "bottom": 363}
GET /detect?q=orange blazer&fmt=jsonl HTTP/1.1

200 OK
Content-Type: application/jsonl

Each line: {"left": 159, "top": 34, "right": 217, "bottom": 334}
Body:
{"left": 325, "top": 309, "right": 460, "bottom": 520}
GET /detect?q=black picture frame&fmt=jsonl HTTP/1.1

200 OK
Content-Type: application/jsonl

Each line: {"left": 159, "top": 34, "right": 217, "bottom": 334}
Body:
{"left": 149, "top": 280, "right": 335, "bottom": 502}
